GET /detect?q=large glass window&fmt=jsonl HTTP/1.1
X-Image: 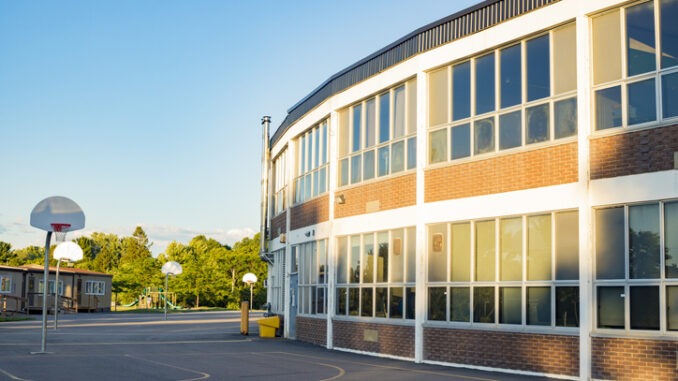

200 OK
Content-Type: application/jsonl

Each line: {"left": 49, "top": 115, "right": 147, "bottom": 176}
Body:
{"left": 40, "top": 280, "right": 65, "bottom": 295}
{"left": 336, "top": 227, "right": 415, "bottom": 320}
{"left": 427, "top": 211, "right": 579, "bottom": 328}
{"left": 294, "top": 121, "right": 328, "bottom": 204}
{"left": 297, "top": 240, "right": 328, "bottom": 315}
{"left": 595, "top": 201, "right": 678, "bottom": 333}
{"left": 475, "top": 53, "right": 496, "bottom": 115}
{"left": 428, "top": 23, "right": 576, "bottom": 165}
{"left": 272, "top": 151, "right": 287, "bottom": 216}
{"left": 592, "top": 1, "right": 678, "bottom": 131}
{"left": 0, "top": 276, "right": 11, "bottom": 293}
{"left": 339, "top": 80, "right": 417, "bottom": 186}
{"left": 500, "top": 44, "right": 521, "bottom": 108}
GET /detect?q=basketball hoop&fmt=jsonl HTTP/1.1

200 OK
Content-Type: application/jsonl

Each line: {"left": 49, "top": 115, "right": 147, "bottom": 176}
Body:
{"left": 51, "top": 223, "right": 71, "bottom": 243}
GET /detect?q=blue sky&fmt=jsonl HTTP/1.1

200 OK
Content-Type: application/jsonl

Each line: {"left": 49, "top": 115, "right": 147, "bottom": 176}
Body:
{"left": 0, "top": 0, "right": 476, "bottom": 256}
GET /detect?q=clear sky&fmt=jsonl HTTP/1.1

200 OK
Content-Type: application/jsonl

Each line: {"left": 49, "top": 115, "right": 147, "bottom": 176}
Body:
{"left": 0, "top": 0, "right": 477, "bottom": 256}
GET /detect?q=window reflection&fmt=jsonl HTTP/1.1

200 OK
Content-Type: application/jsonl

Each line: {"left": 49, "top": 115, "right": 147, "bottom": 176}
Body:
{"left": 474, "top": 118, "right": 495, "bottom": 154}
{"left": 501, "top": 44, "right": 522, "bottom": 108}
{"left": 627, "top": 79, "right": 657, "bottom": 125}
{"left": 595, "top": 86, "right": 622, "bottom": 130}
{"left": 554, "top": 97, "right": 577, "bottom": 139}
{"left": 626, "top": 1, "right": 656, "bottom": 76}
{"left": 598, "top": 286, "right": 624, "bottom": 329}
{"left": 499, "top": 111, "right": 521, "bottom": 150}
{"left": 527, "top": 103, "right": 549, "bottom": 144}
{"left": 475, "top": 53, "right": 496, "bottom": 115}
{"left": 527, "top": 35, "right": 550, "bottom": 101}
{"left": 474, "top": 287, "right": 495, "bottom": 323}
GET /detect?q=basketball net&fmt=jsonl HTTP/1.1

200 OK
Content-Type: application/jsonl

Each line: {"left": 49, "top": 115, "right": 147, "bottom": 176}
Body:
{"left": 51, "top": 223, "right": 71, "bottom": 243}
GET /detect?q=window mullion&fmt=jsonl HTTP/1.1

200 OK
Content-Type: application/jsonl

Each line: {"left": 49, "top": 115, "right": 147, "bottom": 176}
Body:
{"left": 448, "top": 66, "right": 453, "bottom": 124}
{"left": 522, "top": 216, "right": 527, "bottom": 326}
{"left": 655, "top": 0, "right": 661, "bottom": 74}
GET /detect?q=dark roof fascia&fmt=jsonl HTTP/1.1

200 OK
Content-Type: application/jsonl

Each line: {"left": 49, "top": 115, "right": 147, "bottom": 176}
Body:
{"left": 270, "top": 0, "right": 558, "bottom": 145}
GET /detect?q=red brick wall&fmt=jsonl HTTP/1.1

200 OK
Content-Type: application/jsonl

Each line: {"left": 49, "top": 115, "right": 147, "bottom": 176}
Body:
{"left": 270, "top": 213, "right": 286, "bottom": 239}
{"left": 290, "top": 195, "right": 330, "bottom": 230}
{"left": 332, "top": 320, "right": 415, "bottom": 358}
{"left": 590, "top": 124, "right": 678, "bottom": 180}
{"left": 424, "top": 327, "right": 579, "bottom": 377}
{"left": 592, "top": 337, "right": 678, "bottom": 381}
{"left": 335, "top": 174, "right": 416, "bottom": 219}
{"left": 425, "top": 143, "right": 578, "bottom": 202}
{"left": 296, "top": 316, "right": 327, "bottom": 347}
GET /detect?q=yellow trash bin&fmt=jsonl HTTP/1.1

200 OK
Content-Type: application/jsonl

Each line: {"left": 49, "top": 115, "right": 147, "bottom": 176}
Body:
{"left": 257, "top": 316, "right": 280, "bottom": 338}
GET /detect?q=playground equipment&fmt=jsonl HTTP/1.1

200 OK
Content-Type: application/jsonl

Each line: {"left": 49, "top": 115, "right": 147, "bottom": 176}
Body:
{"left": 130, "top": 287, "right": 181, "bottom": 310}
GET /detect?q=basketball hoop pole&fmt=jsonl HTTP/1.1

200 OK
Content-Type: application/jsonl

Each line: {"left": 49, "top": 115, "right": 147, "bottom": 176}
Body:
{"left": 39, "top": 231, "right": 52, "bottom": 354}
{"left": 29, "top": 196, "right": 85, "bottom": 355}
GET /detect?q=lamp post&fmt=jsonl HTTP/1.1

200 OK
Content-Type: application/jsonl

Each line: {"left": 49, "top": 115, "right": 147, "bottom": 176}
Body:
{"left": 242, "top": 273, "right": 257, "bottom": 311}
{"left": 161, "top": 261, "right": 182, "bottom": 321}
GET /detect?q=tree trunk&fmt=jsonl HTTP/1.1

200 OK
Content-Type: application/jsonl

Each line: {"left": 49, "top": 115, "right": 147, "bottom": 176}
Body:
{"left": 196, "top": 293, "right": 200, "bottom": 308}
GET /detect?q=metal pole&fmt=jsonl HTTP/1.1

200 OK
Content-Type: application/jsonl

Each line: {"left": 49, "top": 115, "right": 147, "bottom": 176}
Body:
{"left": 164, "top": 273, "right": 168, "bottom": 321}
{"left": 250, "top": 283, "right": 253, "bottom": 311}
{"left": 37, "top": 231, "right": 52, "bottom": 354}
{"left": 259, "top": 116, "right": 272, "bottom": 264}
{"left": 54, "top": 259, "right": 61, "bottom": 330}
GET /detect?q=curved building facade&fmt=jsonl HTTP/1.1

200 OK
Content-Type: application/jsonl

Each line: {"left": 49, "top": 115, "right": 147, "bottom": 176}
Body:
{"left": 259, "top": 0, "right": 678, "bottom": 379}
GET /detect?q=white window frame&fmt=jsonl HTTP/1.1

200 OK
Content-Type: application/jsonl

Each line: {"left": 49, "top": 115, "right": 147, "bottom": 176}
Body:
{"left": 0, "top": 275, "right": 11, "bottom": 293}
{"left": 296, "top": 240, "right": 328, "bottom": 316}
{"left": 591, "top": 0, "right": 678, "bottom": 132}
{"left": 294, "top": 120, "right": 329, "bottom": 204}
{"left": 425, "top": 210, "right": 580, "bottom": 331}
{"left": 38, "top": 280, "right": 64, "bottom": 295}
{"left": 335, "top": 227, "right": 417, "bottom": 320}
{"left": 85, "top": 280, "right": 105, "bottom": 295}
{"left": 593, "top": 200, "right": 678, "bottom": 336}
{"left": 338, "top": 79, "right": 417, "bottom": 187}
{"left": 427, "top": 23, "right": 578, "bottom": 165}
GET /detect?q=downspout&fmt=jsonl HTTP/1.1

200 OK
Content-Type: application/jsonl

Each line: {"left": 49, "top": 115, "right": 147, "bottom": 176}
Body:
{"left": 259, "top": 116, "right": 273, "bottom": 264}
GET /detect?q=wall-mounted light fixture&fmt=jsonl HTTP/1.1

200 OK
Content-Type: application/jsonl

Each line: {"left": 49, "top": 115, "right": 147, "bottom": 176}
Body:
{"left": 336, "top": 194, "right": 345, "bottom": 204}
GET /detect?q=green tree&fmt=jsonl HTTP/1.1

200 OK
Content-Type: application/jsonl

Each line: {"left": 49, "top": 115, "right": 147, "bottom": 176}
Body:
{"left": 14, "top": 246, "right": 44, "bottom": 265}
{"left": 114, "top": 227, "right": 158, "bottom": 303}
{"left": 226, "top": 234, "right": 266, "bottom": 309}
{"left": 89, "top": 233, "right": 122, "bottom": 273}
{"left": 0, "top": 241, "right": 16, "bottom": 265}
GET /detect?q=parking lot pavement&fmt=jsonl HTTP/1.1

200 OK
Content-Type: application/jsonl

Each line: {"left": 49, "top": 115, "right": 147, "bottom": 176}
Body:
{"left": 0, "top": 311, "right": 556, "bottom": 381}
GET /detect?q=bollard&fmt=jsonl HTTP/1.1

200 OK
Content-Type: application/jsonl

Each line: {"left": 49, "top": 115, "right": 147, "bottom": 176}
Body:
{"left": 240, "top": 301, "right": 249, "bottom": 335}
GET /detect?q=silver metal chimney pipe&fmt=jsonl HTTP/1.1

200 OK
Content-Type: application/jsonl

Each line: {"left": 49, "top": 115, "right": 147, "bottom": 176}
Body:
{"left": 259, "top": 116, "right": 272, "bottom": 263}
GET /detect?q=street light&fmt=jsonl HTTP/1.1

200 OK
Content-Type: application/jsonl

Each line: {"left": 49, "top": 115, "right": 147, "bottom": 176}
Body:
{"left": 161, "top": 261, "right": 182, "bottom": 321}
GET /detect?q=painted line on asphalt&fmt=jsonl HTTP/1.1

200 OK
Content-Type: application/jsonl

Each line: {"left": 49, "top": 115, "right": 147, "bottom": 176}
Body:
{"left": 0, "top": 339, "right": 252, "bottom": 347}
{"left": 252, "top": 351, "right": 345, "bottom": 381}
{"left": 261, "top": 351, "right": 498, "bottom": 381}
{"left": 124, "top": 354, "right": 210, "bottom": 381}
{"left": 0, "top": 367, "right": 32, "bottom": 381}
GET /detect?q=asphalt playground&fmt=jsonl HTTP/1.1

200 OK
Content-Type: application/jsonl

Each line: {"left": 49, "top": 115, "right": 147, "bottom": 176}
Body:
{"left": 0, "top": 311, "right": 557, "bottom": 381}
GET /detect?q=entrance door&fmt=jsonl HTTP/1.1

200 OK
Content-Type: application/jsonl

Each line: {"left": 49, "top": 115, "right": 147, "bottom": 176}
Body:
{"left": 288, "top": 273, "right": 298, "bottom": 339}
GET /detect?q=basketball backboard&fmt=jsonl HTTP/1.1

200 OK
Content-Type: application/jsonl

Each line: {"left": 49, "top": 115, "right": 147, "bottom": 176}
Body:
{"left": 161, "top": 261, "right": 183, "bottom": 275}
{"left": 53, "top": 241, "right": 84, "bottom": 262}
{"left": 30, "top": 196, "right": 85, "bottom": 232}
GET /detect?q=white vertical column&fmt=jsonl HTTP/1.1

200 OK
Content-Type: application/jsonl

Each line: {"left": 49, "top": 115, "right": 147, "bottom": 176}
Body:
{"left": 327, "top": 111, "right": 339, "bottom": 350}
{"left": 414, "top": 70, "right": 428, "bottom": 363}
{"left": 575, "top": 9, "right": 593, "bottom": 381}
{"left": 284, "top": 138, "right": 296, "bottom": 339}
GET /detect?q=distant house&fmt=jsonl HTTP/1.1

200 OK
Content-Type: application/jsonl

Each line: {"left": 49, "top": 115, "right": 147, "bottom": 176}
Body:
{"left": 0, "top": 264, "right": 112, "bottom": 315}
